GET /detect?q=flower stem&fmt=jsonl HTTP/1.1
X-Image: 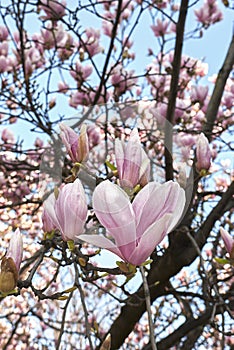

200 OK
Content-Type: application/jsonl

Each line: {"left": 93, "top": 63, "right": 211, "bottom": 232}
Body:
{"left": 140, "top": 266, "right": 157, "bottom": 350}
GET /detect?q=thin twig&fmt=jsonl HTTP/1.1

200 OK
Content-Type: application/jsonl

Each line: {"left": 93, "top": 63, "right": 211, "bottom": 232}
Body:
{"left": 140, "top": 266, "right": 157, "bottom": 350}
{"left": 74, "top": 263, "right": 94, "bottom": 350}
{"left": 56, "top": 291, "right": 73, "bottom": 350}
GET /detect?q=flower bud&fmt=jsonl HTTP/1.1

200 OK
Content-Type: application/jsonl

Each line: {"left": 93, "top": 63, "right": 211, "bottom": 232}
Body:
{"left": 59, "top": 123, "right": 89, "bottom": 164}
{"left": 115, "top": 129, "right": 150, "bottom": 191}
{"left": 220, "top": 227, "right": 234, "bottom": 259}
{"left": 0, "top": 228, "right": 23, "bottom": 293}
{"left": 100, "top": 334, "right": 111, "bottom": 350}
{"left": 0, "top": 257, "right": 18, "bottom": 293}
{"left": 195, "top": 133, "right": 211, "bottom": 172}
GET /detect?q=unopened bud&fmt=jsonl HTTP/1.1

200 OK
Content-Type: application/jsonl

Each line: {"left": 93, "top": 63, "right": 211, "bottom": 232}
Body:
{"left": 0, "top": 257, "right": 18, "bottom": 293}
{"left": 195, "top": 133, "right": 211, "bottom": 173}
{"left": 100, "top": 334, "right": 111, "bottom": 350}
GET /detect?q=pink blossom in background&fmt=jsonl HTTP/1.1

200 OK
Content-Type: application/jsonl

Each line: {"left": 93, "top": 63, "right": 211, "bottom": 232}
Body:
{"left": 79, "top": 180, "right": 185, "bottom": 266}
{"left": 222, "top": 92, "right": 234, "bottom": 109}
{"left": 191, "top": 85, "right": 209, "bottom": 104}
{"left": 59, "top": 123, "right": 89, "bottom": 163}
{"left": 39, "top": 0, "right": 67, "bottom": 21}
{"left": 83, "top": 28, "right": 102, "bottom": 57}
{"left": 194, "top": 0, "right": 223, "bottom": 27}
{"left": 38, "top": 26, "right": 56, "bottom": 50}
{"left": 70, "top": 61, "right": 93, "bottom": 82}
{"left": 1, "top": 128, "right": 15, "bottom": 143}
{"left": 110, "top": 65, "right": 137, "bottom": 96}
{"left": 151, "top": 19, "right": 170, "bottom": 37}
{"left": 69, "top": 91, "right": 90, "bottom": 108}
{"left": 0, "top": 25, "right": 9, "bottom": 41}
{"left": 0, "top": 41, "right": 9, "bottom": 56}
{"left": 220, "top": 227, "right": 234, "bottom": 259}
{"left": 43, "top": 179, "right": 88, "bottom": 241}
{"left": 87, "top": 124, "right": 101, "bottom": 149}
{"left": 0, "top": 56, "right": 8, "bottom": 72}
{"left": 34, "top": 137, "right": 44, "bottom": 148}
{"left": 58, "top": 81, "right": 69, "bottom": 93}
{"left": 57, "top": 32, "right": 74, "bottom": 61}
{"left": 195, "top": 133, "right": 212, "bottom": 172}
{"left": 115, "top": 128, "right": 150, "bottom": 190}
{"left": 102, "top": 19, "right": 113, "bottom": 37}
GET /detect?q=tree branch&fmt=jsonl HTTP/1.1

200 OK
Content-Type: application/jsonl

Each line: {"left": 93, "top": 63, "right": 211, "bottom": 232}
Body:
{"left": 203, "top": 34, "right": 234, "bottom": 140}
{"left": 142, "top": 303, "right": 223, "bottom": 350}
{"left": 164, "top": 0, "right": 189, "bottom": 181}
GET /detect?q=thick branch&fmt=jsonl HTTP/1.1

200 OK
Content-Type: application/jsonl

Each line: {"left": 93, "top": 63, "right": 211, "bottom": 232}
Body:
{"left": 165, "top": 0, "right": 189, "bottom": 181}
{"left": 203, "top": 34, "right": 234, "bottom": 140}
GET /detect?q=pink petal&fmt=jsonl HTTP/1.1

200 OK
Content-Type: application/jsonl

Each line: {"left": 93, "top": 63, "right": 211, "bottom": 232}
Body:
{"left": 59, "top": 123, "right": 78, "bottom": 151}
{"left": 78, "top": 234, "right": 124, "bottom": 260}
{"left": 220, "top": 227, "right": 234, "bottom": 255}
{"left": 55, "top": 179, "right": 87, "bottom": 239}
{"left": 128, "top": 214, "right": 172, "bottom": 266}
{"left": 6, "top": 228, "right": 23, "bottom": 270}
{"left": 115, "top": 138, "right": 125, "bottom": 178}
{"left": 133, "top": 181, "right": 185, "bottom": 239}
{"left": 93, "top": 181, "right": 137, "bottom": 246}
{"left": 43, "top": 193, "right": 62, "bottom": 232}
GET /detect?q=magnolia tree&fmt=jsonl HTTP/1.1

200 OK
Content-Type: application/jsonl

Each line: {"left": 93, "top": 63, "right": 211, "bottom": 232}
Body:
{"left": 0, "top": 0, "right": 233, "bottom": 349}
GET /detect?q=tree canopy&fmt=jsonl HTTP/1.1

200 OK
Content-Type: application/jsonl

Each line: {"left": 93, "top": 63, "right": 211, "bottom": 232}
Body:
{"left": 0, "top": 0, "right": 233, "bottom": 349}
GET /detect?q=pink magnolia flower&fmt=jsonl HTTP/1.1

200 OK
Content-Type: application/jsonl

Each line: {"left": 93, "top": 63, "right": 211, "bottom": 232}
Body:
{"left": 83, "top": 28, "right": 102, "bottom": 57}
{"left": 191, "top": 85, "right": 209, "bottom": 104}
{"left": 151, "top": 19, "right": 170, "bottom": 37}
{"left": 39, "top": 0, "right": 66, "bottom": 21}
{"left": 102, "top": 19, "right": 113, "bottom": 37}
{"left": 222, "top": 92, "right": 234, "bottom": 109}
{"left": 110, "top": 65, "right": 137, "bottom": 96}
{"left": 0, "top": 55, "right": 8, "bottom": 72}
{"left": 43, "top": 179, "right": 88, "bottom": 241}
{"left": 58, "top": 81, "right": 69, "bottom": 93}
{"left": 69, "top": 91, "right": 90, "bottom": 107}
{"left": 0, "top": 228, "right": 23, "bottom": 293}
{"left": 57, "top": 32, "right": 74, "bottom": 61}
{"left": 70, "top": 61, "right": 93, "bottom": 82}
{"left": 0, "top": 26, "right": 9, "bottom": 41}
{"left": 115, "top": 128, "right": 150, "bottom": 190}
{"left": 59, "top": 123, "right": 89, "bottom": 163}
{"left": 195, "top": 133, "right": 212, "bottom": 172}
{"left": 1, "top": 128, "right": 15, "bottom": 143}
{"left": 220, "top": 227, "right": 234, "bottom": 259}
{"left": 79, "top": 180, "right": 185, "bottom": 266}
{"left": 0, "top": 41, "right": 8, "bottom": 56}
{"left": 194, "top": 0, "right": 223, "bottom": 27}
{"left": 34, "top": 137, "right": 44, "bottom": 148}
{"left": 87, "top": 124, "right": 101, "bottom": 149}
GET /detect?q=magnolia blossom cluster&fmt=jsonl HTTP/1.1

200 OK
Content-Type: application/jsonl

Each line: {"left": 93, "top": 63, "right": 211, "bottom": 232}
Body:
{"left": 194, "top": 0, "right": 223, "bottom": 27}
{"left": 0, "top": 0, "right": 232, "bottom": 131}
{"left": 41, "top": 125, "right": 187, "bottom": 266}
